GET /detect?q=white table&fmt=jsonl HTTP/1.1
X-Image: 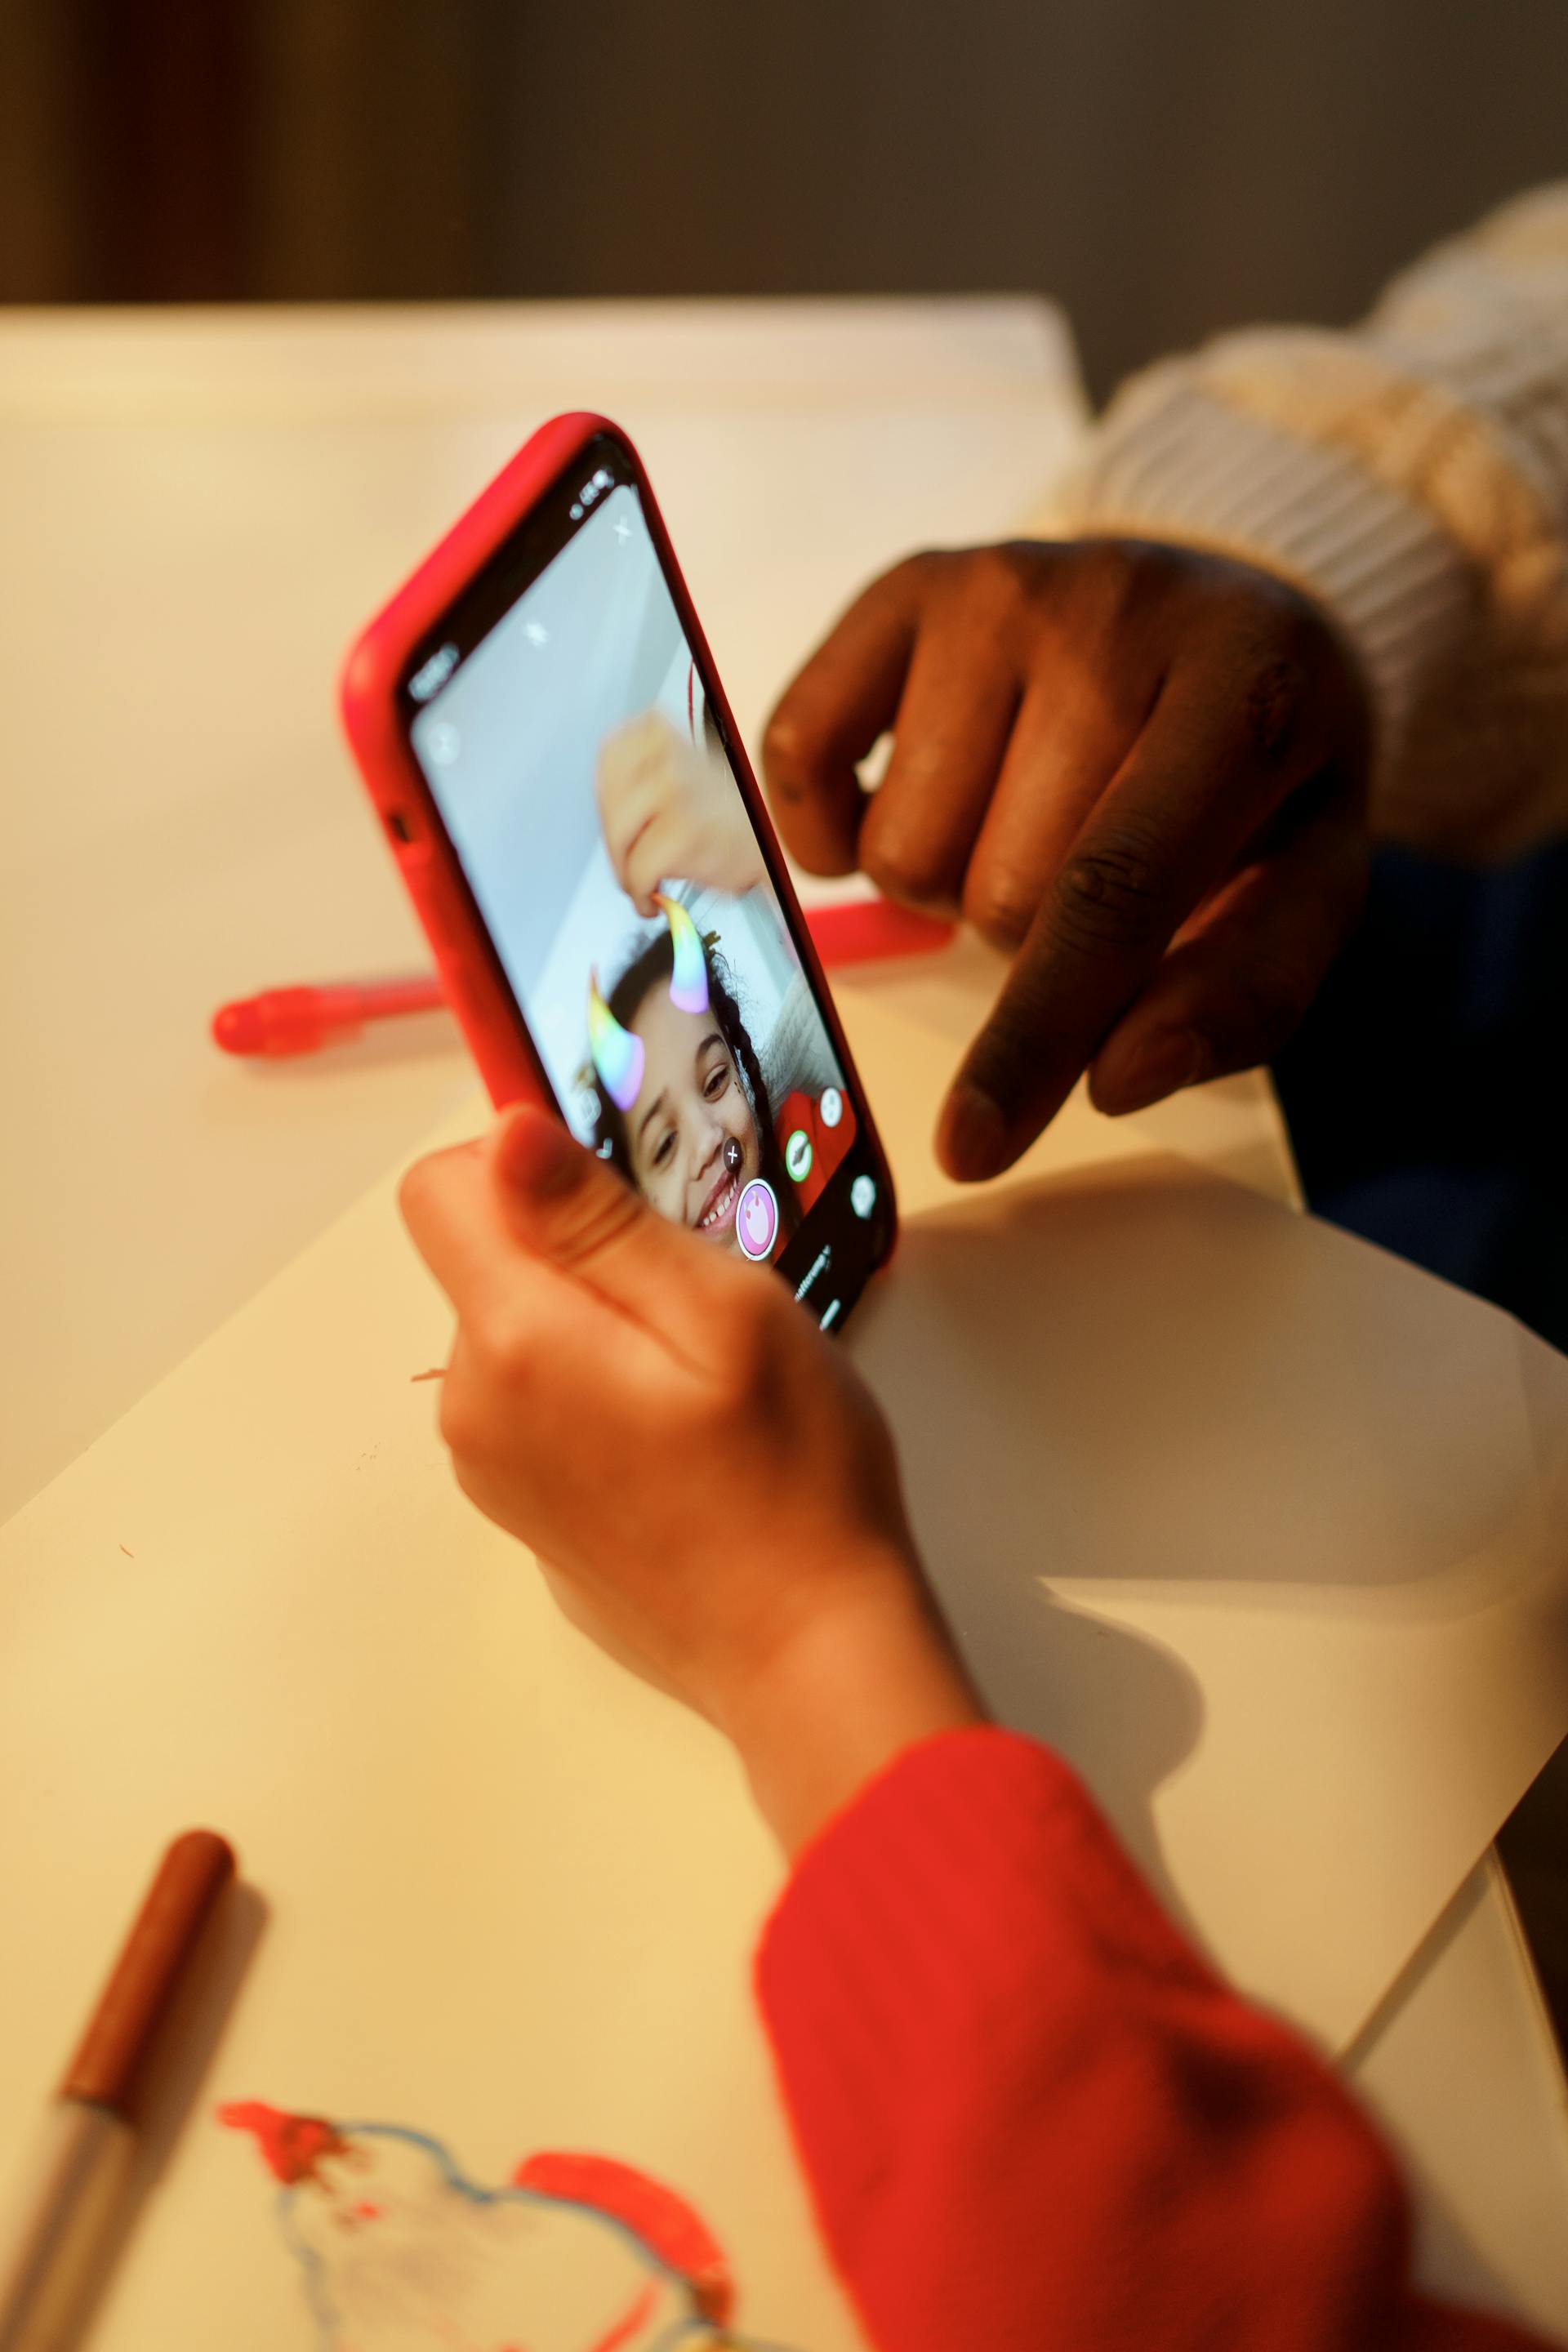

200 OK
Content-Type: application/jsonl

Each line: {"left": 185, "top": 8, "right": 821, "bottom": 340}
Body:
{"left": 2, "top": 301, "right": 1564, "bottom": 2336}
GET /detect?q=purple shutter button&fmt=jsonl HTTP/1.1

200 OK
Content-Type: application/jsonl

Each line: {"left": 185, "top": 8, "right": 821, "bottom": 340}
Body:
{"left": 736, "top": 1178, "right": 779, "bottom": 1261}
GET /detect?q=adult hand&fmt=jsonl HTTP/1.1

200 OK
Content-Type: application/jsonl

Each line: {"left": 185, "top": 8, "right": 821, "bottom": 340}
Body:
{"left": 400, "top": 1111, "right": 981, "bottom": 1851}
{"left": 763, "top": 540, "right": 1372, "bottom": 1179}
{"left": 596, "top": 707, "right": 765, "bottom": 915}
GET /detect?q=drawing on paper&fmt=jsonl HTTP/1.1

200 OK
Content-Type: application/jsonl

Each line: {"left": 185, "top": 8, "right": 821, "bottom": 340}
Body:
{"left": 219, "top": 2100, "right": 795, "bottom": 2352}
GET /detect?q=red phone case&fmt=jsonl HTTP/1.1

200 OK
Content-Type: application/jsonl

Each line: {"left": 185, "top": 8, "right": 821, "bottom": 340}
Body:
{"left": 339, "top": 412, "right": 898, "bottom": 1244}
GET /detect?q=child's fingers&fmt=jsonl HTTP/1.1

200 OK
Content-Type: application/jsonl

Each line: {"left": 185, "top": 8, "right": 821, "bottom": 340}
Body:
{"left": 399, "top": 1139, "right": 501, "bottom": 1309}
{"left": 489, "top": 1108, "right": 740, "bottom": 1368}
{"left": 400, "top": 1134, "right": 686, "bottom": 1405}
{"left": 402, "top": 1116, "right": 738, "bottom": 1380}
{"left": 400, "top": 1135, "right": 609, "bottom": 1332}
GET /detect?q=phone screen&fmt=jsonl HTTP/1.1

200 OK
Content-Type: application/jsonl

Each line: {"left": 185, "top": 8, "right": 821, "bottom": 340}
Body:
{"left": 398, "top": 432, "right": 890, "bottom": 1325}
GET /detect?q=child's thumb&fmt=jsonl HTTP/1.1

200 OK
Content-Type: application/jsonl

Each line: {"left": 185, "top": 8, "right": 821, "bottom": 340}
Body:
{"left": 489, "top": 1107, "right": 717, "bottom": 1340}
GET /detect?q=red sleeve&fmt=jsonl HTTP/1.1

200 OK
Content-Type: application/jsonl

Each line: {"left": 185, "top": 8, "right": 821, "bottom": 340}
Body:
{"left": 755, "top": 1727, "right": 1553, "bottom": 2352}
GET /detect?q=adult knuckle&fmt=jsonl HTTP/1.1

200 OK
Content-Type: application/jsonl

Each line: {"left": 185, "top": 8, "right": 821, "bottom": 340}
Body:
{"left": 1051, "top": 832, "right": 1169, "bottom": 951}
{"left": 862, "top": 828, "right": 946, "bottom": 906}
{"left": 962, "top": 867, "right": 1040, "bottom": 951}
{"left": 1240, "top": 641, "right": 1312, "bottom": 764}
{"left": 760, "top": 701, "right": 818, "bottom": 782}
{"left": 1217, "top": 581, "right": 1332, "bottom": 758}
{"left": 898, "top": 546, "right": 947, "bottom": 585}
{"left": 1071, "top": 535, "right": 1170, "bottom": 627}
{"left": 853, "top": 548, "right": 944, "bottom": 621}
{"left": 968, "top": 539, "right": 1039, "bottom": 602}
{"left": 883, "top": 723, "right": 951, "bottom": 791}
{"left": 1076, "top": 532, "right": 1141, "bottom": 594}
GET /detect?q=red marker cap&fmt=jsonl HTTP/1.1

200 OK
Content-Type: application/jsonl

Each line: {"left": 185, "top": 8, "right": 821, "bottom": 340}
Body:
{"left": 61, "top": 1830, "right": 236, "bottom": 2118}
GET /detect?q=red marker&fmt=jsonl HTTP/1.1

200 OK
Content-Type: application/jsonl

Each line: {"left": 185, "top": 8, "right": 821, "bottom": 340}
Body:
{"left": 0, "top": 1831, "right": 236, "bottom": 2350}
{"left": 212, "top": 975, "right": 446, "bottom": 1058}
{"left": 212, "top": 902, "right": 954, "bottom": 1060}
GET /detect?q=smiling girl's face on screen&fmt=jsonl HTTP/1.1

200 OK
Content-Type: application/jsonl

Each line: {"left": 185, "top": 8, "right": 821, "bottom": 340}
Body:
{"left": 625, "top": 990, "right": 760, "bottom": 1247}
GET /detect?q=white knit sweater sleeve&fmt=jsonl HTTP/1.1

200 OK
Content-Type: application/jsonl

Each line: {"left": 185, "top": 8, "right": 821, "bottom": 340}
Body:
{"left": 1049, "top": 185, "right": 1568, "bottom": 859}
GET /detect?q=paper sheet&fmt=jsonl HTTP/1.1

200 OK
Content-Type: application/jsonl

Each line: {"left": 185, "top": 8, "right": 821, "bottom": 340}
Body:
{"left": 851, "top": 1154, "right": 1568, "bottom": 2046}
{"left": 2, "top": 987, "right": 1566, "bottom": 2346}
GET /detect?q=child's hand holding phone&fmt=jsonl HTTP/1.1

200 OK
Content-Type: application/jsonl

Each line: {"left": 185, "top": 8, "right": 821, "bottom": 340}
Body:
{"left": 400, "top": 1109, "right": 981, "bottom": 1855}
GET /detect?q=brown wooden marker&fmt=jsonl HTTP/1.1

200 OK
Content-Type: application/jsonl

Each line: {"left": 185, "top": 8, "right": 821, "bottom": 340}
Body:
{"left": 0, "top": 1831, "right": 235, "bottom": 2351}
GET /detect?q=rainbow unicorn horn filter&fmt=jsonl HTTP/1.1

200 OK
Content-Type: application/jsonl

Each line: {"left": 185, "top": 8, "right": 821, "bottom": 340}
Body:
{"left": 653, "top": 894, "right": 710, "bottom": 1017}
{"left": 587, "top": 972, "right": 645, "bottom": 1113}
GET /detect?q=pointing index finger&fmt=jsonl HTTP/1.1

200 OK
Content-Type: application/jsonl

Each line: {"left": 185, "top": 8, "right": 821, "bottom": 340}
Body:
{"left": 937, "top": 653, "right": 1315, "bottom": 1179}
{"left": 761, "top": 559, "right": 928, "bottom": 874}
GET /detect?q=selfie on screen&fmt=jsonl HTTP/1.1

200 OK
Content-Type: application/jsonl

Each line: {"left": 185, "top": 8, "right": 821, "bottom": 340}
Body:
{"left": 408, "top": 481, "right": 858, "bottom": 1267}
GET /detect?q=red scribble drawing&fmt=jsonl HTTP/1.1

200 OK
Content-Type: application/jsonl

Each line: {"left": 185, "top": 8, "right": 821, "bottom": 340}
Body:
{"left": 220, "top": 2101, "right": 796, "bottom": 2352}
{"left": 409, "top": 1367, "right": 446, "bottom": 1383}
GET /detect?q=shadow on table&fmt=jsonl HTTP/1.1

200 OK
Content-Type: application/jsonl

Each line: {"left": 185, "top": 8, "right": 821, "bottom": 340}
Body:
{"left": 848, "top": 1152, "right": 1564, "bottom": 1936}
{"left": 854, "top": 1153, "right": 1548, "bottom": 1598}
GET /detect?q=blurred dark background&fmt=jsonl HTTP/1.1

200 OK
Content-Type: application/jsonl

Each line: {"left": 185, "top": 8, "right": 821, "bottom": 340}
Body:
{"left": 4, "top": 0, "right": 1567, "bottom": 399}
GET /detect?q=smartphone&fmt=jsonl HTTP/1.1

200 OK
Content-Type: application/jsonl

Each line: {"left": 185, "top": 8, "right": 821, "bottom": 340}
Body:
{"left": 341, "top": 412, "right": 895, "bottom": 1333}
